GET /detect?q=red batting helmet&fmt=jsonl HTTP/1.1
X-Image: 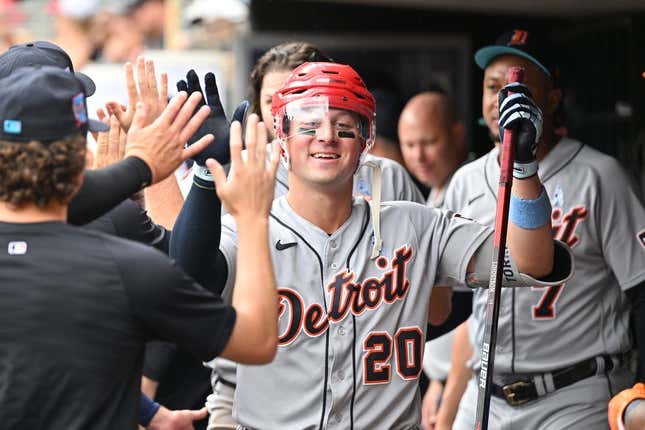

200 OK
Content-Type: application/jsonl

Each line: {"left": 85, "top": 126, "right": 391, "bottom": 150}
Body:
{"left": 271, "top": 62, "right": 376, "bottom": 150}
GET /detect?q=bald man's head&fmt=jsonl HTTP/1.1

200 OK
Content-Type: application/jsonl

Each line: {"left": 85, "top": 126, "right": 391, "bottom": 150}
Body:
{"left": 398, "top": 91, "right": 465, "bottom": 189}
{"left": 399, "top": 92, "right": 455, "bottom": 129}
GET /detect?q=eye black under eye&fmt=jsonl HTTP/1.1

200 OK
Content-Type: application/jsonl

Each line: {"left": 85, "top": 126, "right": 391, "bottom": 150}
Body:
{"left": 297, "top": 128, "right": 316, "bottom": 135}
{"left": 338, "top": 131, "right": 356, "bottom": 138}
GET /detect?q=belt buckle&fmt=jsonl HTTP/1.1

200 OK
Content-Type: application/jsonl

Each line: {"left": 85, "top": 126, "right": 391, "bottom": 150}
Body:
{"left": 502, "top": 381, "right": 532, "bottom": 406}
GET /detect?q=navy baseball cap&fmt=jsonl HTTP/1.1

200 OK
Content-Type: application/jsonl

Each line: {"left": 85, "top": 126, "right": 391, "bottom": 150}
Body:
{"left": 0, "top": 66, "right": 108, "bottom": 143}
{"left": 0, "top": 41, "right": 96, "bottom": 96}
{"left": 474, "top": 29, "right": 558, "bottom": 80}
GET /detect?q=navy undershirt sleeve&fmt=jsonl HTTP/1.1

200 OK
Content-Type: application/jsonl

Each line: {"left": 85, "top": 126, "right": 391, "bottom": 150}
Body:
{"left": 170, "top": 182, "right": 228, "bottom": 295}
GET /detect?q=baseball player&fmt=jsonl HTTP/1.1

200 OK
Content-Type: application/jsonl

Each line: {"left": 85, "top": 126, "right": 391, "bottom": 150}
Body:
{"left": 441, "top": 30, "right": 645, "bottom": 430}
{"left": 172, "top": 43, "right": 425, "bottom": 430}
{"left": 0, "top": 65, "right": 280, "bottom": 429}
{"left": 170, "top": 61, "right": 573, "bottom": 429}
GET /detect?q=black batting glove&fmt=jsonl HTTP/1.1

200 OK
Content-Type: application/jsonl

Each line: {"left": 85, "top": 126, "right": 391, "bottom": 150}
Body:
{"left": 498, "top": 82, "right": 543, "bottom": 179}
{"left": 177, "top": 70, "right": 230, "bottom": 167}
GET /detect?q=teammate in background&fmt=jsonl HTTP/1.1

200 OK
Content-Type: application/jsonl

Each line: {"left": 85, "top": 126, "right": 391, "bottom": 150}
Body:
{"left": 0, "top": 66, "right": 280, "bottom": 429}
{"left": 170, "top": 60, "right": 573, "bottom": 429}
{"left": 439, "top": 29, "right": 645, "bottom": 430}
{"left": 398, "top": 90, "right": 467, "bottom": 208}
{"left": 398, "top": 89, "right": 471, "bottom": 429}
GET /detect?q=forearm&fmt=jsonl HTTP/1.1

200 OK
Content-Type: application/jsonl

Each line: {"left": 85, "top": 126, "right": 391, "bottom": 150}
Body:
{"left": 169, "top": 182, "right": 222, "bottom": 287}
{"left": 507, "top": 175, "right": 554, "bottom": 278}
{"left": 141, "top": 376, "right": 159, "bottom": 399}
{"left": 70, "top": 157, "right": 152, "bottom": 225}
{"left": 144, "top": 174, "right": 184, "bottom": 230}
{"left": 222, "top": 218, "right": 277, "bottom": 364}
{"left": 435, "top": 322, "right": 472, "bottom": 428}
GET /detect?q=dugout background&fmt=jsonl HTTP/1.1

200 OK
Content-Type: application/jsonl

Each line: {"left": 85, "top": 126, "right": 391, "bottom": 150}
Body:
{"left": 244, "top": 0, "right": 645, "bottom": 196}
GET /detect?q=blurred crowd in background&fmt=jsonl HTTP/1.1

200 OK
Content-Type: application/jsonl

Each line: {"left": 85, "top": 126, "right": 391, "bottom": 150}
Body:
{"left": 0, "top": 0, "right": 248, "bottom": 67}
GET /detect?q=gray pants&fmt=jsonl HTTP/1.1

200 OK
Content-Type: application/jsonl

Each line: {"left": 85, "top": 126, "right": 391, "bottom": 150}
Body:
{"left": 453, "top": 366, "right": 632, "bottom": 430}
{"left": 205, "top": 379, "right": 238, "bottom": 430}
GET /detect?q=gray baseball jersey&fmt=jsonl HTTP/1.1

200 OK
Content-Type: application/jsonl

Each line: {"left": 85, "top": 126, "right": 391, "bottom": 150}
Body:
{"left": 210, "top": 152, "right": 425, "bottom": 398}
{"left": 446, "top": 138, "right": 645, "bottom": 427}
{"left": 219, "top": 196, "right": 491, "bottom": 429}
{"left": 446, "top": 138, "right": 645, "bottom": 373}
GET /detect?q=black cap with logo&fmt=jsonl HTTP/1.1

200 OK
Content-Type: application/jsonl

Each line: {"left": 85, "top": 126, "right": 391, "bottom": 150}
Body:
{"left": 0, "top": 66, "right": 108, "bottom": 143}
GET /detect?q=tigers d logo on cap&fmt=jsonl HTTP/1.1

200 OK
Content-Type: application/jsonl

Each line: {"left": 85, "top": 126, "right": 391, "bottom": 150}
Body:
{"left": 509, "top": 29, "right": 529, "bottom": 46}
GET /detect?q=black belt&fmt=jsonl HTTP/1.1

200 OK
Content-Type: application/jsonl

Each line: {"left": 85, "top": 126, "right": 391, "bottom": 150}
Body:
{"left": 491, "top": 355, "right": 615, "bottom": 406}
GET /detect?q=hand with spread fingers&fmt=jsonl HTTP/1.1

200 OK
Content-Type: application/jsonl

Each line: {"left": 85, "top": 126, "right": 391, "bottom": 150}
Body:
{"left": 206, "top": 113, "right": 279, "bottom": 220}
{"left": 125, "top": 91, "right": 213, "bottom": 184}
{"left": 177, "top": 70, "right": 238, "bottom": 167}
{"left": 107, "top": 57, "right": 169, "bottom": 132}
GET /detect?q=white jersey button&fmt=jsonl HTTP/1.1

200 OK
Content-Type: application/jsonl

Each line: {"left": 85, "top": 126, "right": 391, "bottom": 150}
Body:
{"left": 338, "top": 326, "right": 346, "bottom": 336}
{"left": 330, "top": 240, "right": 338, "bottom": 248}
{"left": 334, "top": 413, "right": 342, "bottom": 422}
{"left": 337, "top": 370, "right": 345, "bottom": 380}
{"left": 331, "top": 262, "right": 338, "bottom": 270}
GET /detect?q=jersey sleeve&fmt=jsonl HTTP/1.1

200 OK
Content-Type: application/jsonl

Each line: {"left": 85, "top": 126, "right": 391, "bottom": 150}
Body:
{"left": 433, "top": 210, "right": 492, "bottom": 285}
{"left": 107, "top": 239, "right": 236, "bottom": 362}
{"left": 596, "top": 159, "right": 645, "bottom": 290}
{"left": 109, "top": 200, "right": 169, "bottom": 254}
{"left": 69, "top": 157, "right": 152, "bottom": 225}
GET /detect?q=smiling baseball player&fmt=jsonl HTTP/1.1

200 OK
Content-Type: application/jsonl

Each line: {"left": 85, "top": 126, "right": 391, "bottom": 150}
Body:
{"left": 170, "top": 61, "right": 573, "bottom": 429}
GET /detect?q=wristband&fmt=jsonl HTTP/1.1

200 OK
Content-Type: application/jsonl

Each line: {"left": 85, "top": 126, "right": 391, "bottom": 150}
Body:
{"left": 140, "top": 393, "right": 160, "bottom": 427}
{"left": 509, "top": 186, "right": 551, "bottom": 229}
{"left": 192, "top": 164, "right": 216, "bottom": 190}
{"left": 513, "top": 160, "right": 538, "bottom": 179}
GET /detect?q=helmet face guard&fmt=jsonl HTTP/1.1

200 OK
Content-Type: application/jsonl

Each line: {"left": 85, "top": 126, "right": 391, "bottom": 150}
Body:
{"left": 271, "top": 62, "right": 376, "bottom": 165}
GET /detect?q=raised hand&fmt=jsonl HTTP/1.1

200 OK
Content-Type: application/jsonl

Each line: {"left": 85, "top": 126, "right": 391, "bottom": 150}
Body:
{"left": 206, "top": 113, "right": 279, "bottom": 220}
{"left": 125, "top": 91, "right": 213, "bottom": 184}
{"left": 107, "top": 57, "right": 169, "bottom": 132}
{"left": 498, "top": 82, "right": 543, "bottom": 179}
{"left": 177, "top": 70, "right": 249, "bottom": 167}
{"left": 93, "top": 115, "right": 126, "bottom": 169}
